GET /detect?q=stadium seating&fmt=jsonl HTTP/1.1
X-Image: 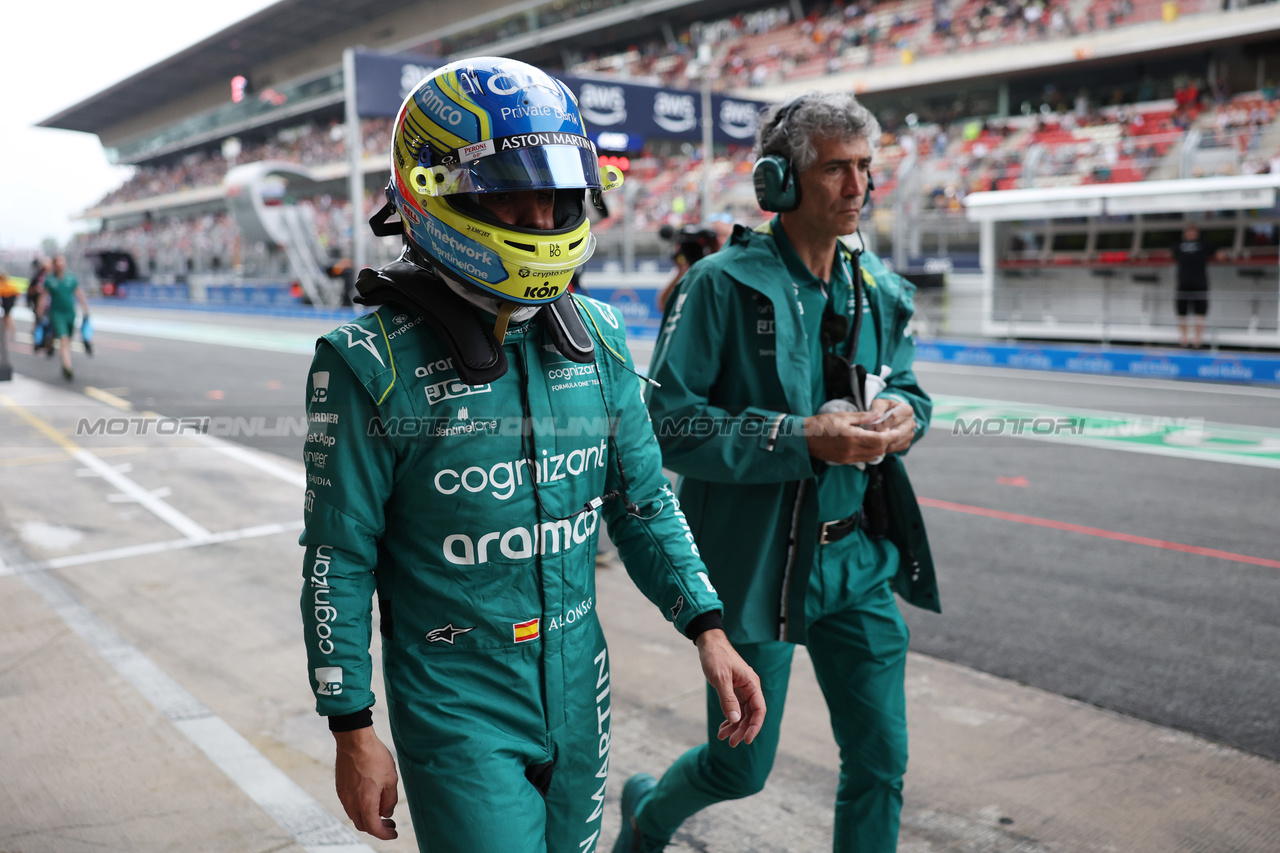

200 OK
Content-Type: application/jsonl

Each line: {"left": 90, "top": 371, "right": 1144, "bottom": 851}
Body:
{"left": 570, "top": 0, "right": 1221, "bottom": 88}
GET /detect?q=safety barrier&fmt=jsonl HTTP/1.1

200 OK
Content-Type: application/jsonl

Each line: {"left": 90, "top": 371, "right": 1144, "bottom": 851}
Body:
{"left": 917, "top": 339, "right": 1280, "bottom": 386}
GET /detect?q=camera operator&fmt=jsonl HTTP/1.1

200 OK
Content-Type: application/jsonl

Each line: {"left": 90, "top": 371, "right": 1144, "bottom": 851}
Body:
{"left": 656, "top": 219, "right": 733, "bottom": 312}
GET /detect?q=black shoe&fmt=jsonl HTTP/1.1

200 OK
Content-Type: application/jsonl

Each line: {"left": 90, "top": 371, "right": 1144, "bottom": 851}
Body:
{"left": 612, "top": 773, "right": 666, "bottom": 852}
{"left": 62, "top": 366, "right": 73, "bottom": 381}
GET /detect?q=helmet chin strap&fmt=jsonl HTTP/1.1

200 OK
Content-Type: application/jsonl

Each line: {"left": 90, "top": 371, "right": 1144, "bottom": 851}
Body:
{"left": 436, "top": 272, "right": 541, "bottom": 343}
{"left": 492, "top": 302, "right": 519, "bottom": 344}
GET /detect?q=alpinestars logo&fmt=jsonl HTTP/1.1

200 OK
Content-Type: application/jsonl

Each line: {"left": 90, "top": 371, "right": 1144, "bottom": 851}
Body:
{"left": 426, "top": 623, "right": 476, "bottom": 644}
{"left": 337, "top": 324, "right": 385, "bottom": 367}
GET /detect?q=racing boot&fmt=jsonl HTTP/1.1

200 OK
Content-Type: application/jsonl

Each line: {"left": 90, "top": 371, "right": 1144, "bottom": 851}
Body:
{"left": 612, "top": 773, "right": 667, "bottom": 852}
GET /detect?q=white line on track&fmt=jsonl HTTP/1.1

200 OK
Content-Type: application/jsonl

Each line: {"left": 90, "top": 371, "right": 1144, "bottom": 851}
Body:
{"left": 73, "top": 447, "right": 213, "bottom": 539}
{"left": 0, "top": 520, "right": 304, "bottom": 577}
{"left": 916, "top": 360, "right": 1280, "bottom": 398}
{"left": 1, "top": 381, "right": 368, "bottom": 852}
{"left": 0, "top": 550, "right": 372, "bottom": 853}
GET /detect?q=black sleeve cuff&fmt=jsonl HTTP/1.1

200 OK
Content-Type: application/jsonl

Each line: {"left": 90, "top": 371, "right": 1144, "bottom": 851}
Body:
{"left": 684, "top": 610, "right": 725, "bottom": 641}
{"left": 327, "top": 707, "right": 374, "bottom": 732}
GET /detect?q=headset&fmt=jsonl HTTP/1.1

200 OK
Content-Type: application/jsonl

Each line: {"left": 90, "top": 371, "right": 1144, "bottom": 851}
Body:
{"left": 752, "top": 97, "right": 875, "bottom": 213}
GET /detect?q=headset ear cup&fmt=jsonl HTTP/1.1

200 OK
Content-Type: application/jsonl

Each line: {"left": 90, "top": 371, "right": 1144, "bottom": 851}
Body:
{"left": 752, "top": 155, "right": 799, "bottom": 213}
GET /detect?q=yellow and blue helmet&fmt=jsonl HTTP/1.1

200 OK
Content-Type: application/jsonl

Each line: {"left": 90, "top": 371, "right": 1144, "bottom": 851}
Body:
{"left": 385, "top": 57, "right": 624, "bottom": 305}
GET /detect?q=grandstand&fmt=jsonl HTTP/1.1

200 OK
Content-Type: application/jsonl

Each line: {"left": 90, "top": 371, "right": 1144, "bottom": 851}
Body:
{"left": 36, "top": 0, "right": 1280, "bottom": 338}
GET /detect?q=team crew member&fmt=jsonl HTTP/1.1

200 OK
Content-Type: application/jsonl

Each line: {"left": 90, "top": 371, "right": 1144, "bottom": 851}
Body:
{"left": 1172, "top": 225, "right": 1222, "bottom": 349}
{"left": 299, "top": 57, "right": 764, "bottom": 853}
{"left": 615, "top": 92, "right": 939, "bottom": 853}
{"left": 41, "top": 256, "right": 89, "bottom": 380}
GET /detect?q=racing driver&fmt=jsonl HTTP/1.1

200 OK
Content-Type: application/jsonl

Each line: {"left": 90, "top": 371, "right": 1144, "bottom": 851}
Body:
{"left": 299, "top": 57, "right": 765, "bottom": 852}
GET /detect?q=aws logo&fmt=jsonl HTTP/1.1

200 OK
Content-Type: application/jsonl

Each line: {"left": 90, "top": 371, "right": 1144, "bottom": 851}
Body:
{"left": 580, "top": 84, "right": 627, "bottom": 126}
{"left": 719, "top": 100, "right": 759, "bottom": 139}
{"left": 653, "top": 92, "right": 696, "bottom": 133}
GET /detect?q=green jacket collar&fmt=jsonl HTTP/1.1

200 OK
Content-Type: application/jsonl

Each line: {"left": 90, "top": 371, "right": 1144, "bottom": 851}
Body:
{"left": 713, "top": 221, "right": 892, "bottom": 415}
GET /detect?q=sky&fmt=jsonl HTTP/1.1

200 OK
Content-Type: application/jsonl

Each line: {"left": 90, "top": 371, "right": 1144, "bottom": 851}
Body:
{"left": 1, "top": 0, "right": 280, "bottom": 250}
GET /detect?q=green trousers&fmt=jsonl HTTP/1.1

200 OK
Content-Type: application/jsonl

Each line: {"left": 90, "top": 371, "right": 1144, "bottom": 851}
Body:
{"left": 386, "top": 616, "right": 612, "bottom": 852}
{"left": 636, "top": 537, "right": 909, "bottom": 852}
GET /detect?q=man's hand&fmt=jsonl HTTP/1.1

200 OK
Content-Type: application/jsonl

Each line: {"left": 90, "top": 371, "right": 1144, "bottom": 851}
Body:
{"left": 333, "top": 727, "right": 399, "bottom": 840}
{"left": 695, "top": 628, "right": 766, "bottom": 747}
{"left": 805, "top": 411, "right": 890, "bottom": 464}
{"left": 867, "top": 398, "right": 917, "bottom": 454}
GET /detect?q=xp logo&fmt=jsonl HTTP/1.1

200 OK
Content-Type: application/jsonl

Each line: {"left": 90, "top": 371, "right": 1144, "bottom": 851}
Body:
{"left": 314, "top": 666, "right": 344, "bottom": 696}
{"left": 523, "top": 284, "right": 560, "bottom": 299}
{"left": 310, "top": 371, "right": 330, "bottom": 404}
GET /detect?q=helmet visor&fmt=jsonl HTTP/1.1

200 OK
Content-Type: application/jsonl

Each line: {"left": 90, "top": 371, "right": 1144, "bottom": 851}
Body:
{"left": 441, "top": 145, "right": 602, "bottom": 195}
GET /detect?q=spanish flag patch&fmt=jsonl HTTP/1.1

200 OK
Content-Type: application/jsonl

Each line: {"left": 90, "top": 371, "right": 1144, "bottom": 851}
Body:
{"left": 513, "top": 618, "right": 540, "bottom": 643}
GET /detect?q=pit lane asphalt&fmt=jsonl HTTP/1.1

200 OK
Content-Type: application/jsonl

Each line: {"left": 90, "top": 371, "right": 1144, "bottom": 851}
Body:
{"left": 2, "top": 303, "right": 1278, "bottom": 853}
{"left": 6, "top": 303, "right": 1277, "bottom": 763}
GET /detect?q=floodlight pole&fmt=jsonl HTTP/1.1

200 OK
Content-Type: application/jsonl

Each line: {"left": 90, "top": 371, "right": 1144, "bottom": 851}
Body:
{"left": 699, "top": 46, "right": 714, "bottom": 223}
{"left": 344, "top": 48, "right": 366, "bottom": 275}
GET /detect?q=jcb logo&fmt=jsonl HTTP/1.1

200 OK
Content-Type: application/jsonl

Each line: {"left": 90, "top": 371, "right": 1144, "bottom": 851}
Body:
{"left": 425, "top": 379, "right": 493, "bottom": 405}
{"left": 523, "top": 284, "right": 560, "bottom": 299}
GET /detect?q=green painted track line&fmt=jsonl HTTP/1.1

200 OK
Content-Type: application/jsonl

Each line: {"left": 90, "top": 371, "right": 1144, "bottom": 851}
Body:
{"left": 932, "top": 394, "right": 1280, "bottom": 469}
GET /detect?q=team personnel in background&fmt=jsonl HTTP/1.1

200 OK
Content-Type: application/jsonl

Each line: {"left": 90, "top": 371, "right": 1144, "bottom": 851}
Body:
{"left": 615, "top": 91, "right": 939, "bottom": 853}
{"left": 0, "top": 273, "right": 18, "bottom": 344}
{"left": 41, "top": 256, "right": 89, "bottom": 380}
{"left": 299, "top": 57, "right": 764, "bottom": 853}
{"left": 1172, "top": 225, "right": 1223, "bottom": 349}
{"left": 655, "top": 218, "right": 735, "bottom": 313}
{"left": 27, "top": 257, "right": 50, "bottom": 354}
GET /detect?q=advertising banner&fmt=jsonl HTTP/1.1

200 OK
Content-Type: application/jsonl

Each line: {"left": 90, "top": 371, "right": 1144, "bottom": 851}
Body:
{"left": 352, "top": 51, "right": 770, "bottom": 146}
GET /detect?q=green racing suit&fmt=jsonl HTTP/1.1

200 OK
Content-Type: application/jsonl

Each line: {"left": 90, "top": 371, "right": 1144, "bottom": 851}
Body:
{"left": 299, "top": 294, "right": 722, "bottom": 853}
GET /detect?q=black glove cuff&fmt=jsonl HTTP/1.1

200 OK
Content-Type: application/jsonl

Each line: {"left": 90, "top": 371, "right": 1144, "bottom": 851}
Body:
{"left": 684, "top": 610, "right": 725, "bottom": 641}
{"left": 327, "top": 708, "right": 374, "bottom": 732}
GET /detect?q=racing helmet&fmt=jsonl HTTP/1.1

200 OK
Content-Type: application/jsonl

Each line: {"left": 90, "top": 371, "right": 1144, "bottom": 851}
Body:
{"left": 384, "top": 57, "right": 624, "bottom": 305}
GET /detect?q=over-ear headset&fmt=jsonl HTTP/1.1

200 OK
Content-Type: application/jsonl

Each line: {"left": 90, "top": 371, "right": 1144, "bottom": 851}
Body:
{"left": 752, "top": 97, "right": 875, "bottom": 213}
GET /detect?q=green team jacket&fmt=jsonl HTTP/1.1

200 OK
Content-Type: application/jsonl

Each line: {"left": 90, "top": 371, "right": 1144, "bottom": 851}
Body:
{"left": 647, "top": 223, "right": 940, "bottom": 646}
{"left": 300, "top": 296, "right": 722, "bottom": 717}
